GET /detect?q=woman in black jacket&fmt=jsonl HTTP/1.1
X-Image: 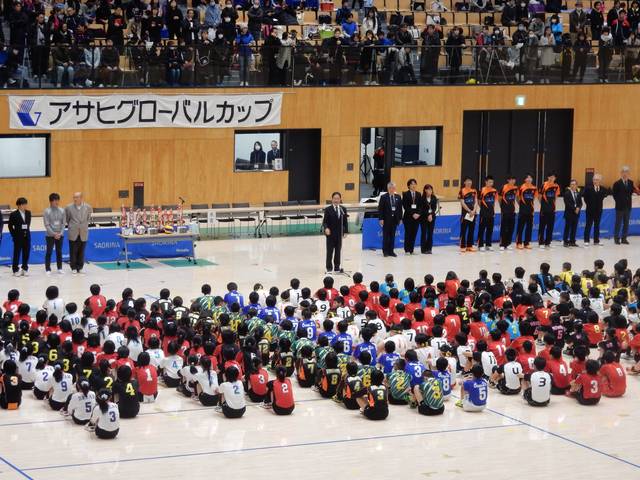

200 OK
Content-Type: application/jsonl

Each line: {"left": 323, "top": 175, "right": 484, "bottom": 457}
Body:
{"left": 249, "top": 142, "right": 266, "bottom": 166}
{"left": 591, "top": 1, "right": 605, "bottom": 41}
{"left": 420, "top": 184, "right": 439, "bottom": 254}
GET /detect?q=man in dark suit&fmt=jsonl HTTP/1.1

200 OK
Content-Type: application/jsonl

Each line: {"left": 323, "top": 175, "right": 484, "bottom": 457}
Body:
{"left": 582, "top": 173, "right": 610, "bottom": 245}
{"left": 8, "top": 197, "right": 31, "bottom": 276}
{"left": 402, "top": 178, "right": 422, "bottom": 254}
{"left": 322, "top": 191, "right": 348, "bottom": 273}
{"left": 378, "top": 182, "right": 403, "bottom": 257}
{"left": 612, "top": 166, "right": 638, "bottom": 244}
{"left": 266, "top": 140, "right": 281, "bottom": 168}
{"left": 563, "top": 180, "right": 582, "bottom": 247}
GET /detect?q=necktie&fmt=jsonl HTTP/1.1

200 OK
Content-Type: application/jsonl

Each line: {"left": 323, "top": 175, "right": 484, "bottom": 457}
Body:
{"left": 596, "top": 186, "right": 599, "bottom": 193}
{"left": 335, "top": 205, "right": 339, "bottom": 218}
{"left": 573, "top": 191, "right": 576, "bottom": 203}
{"left": 411, "top": 192, "right": 415, "bottom": 202}
{"left": 391, "top": 195, "right": 395, "bottom": 207}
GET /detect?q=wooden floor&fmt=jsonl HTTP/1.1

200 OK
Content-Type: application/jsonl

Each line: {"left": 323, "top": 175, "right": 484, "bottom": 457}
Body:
{"left": 1, "top": 234, "right": 639, "bottom": 479}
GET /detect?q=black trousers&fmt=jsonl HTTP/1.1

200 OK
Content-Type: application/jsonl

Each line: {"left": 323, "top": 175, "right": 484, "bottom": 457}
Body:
{"left": 382, "top": 220, "right": 398, "bottom": 255}
{"left": 477, "top": 215, "right": 494, "bottom": 247}
{"left": 403, "top": 219, "right": 419, "bottom": 253}
{"left": 12, "top": 235, "right": 30, "bottom": 273}
{"left": 538, "top": 210, "right": 555, "bottom": 245}
{"left": 325, "top": 235, "right": 342, "bottom": 271}
{"left": 584, "top": 209, "right": 602, "bottom": 243}
{"left": 459, "top": 216, "right": 476, "bottom": 249}
{"left": 563, "top": 214, "right": 578, "bottom": 244}
{"left": 420, "top": 218, "right": 435, "bottom": 253}
{"left": 516, "top": 213, "right": 533, "bottom": 245}
{"left": 45, "top": 236, "right": 63, "bottom": 271}
{"left": 614, "top": 208, "right": 630, "bottom": 240}
{"left": 500, "top": 213, "right": 515, "bottom": 247}
{"left": 69, "top": 236, "right": 87, "bottom": 271}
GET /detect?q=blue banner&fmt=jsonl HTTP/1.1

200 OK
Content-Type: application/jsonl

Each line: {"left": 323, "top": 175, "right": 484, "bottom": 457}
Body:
{"left": 362, "top": 207, "right": 640, "bottom": 250}
{"left": 0, "top": 228, "right": 194, "bottom": 265}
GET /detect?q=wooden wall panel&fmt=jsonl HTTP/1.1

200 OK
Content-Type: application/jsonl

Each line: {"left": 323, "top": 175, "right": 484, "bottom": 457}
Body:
{"left": 0, "top": 85, "right": 638, "bottom": 212}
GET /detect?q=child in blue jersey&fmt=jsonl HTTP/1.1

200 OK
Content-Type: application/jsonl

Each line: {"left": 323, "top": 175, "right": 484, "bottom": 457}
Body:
{"left": 224, "top": 283, "right": 245, "bottom": 309}
{"left": 331, "top": 320, "right": 353, "bottom": 354}
{"left": 377, "top": 341, "right": 400, "bottom": 374}
{"left": 318, "top": 319, "right": 336, "bottom": 344}
{"left": 282, "top": 305, "right": 299, "bottom": 332}
{"left": 457, "top": 364, "right": 488, "bottom": 411}
{"left": 353, "top": 327, "right": 377, "bottom": 365}
{"left": 298, "top": 309, "right": 317, "bottom": 341}
{"left": 432, "top": 357, "right": 452, "bottom": 400}
{"left": 259, "top": 295, "right": 281, "bottom": 324}
{"left": 404, "top": 350, "right": 426, "bottom": 388}
{"left": 380, "top": 274, "right": 397, "bottom": 297}
{"left": 242, "top": 291, "right": 261, "bottom": 315}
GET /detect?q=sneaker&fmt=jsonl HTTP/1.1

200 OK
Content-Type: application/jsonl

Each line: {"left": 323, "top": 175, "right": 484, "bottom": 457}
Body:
{"left": 325, "top": 270, "right": 333, "bottom": 275}
{"left": 516, "top": 243, "right": 524, "bottom": 249}
{"left": 12, "top": 272, "right": 20, "bottom": 277}
{"left": 331, "top": 395, "right": 342, "bottom": 403}
{"left": 499, "top": 246, "right": 506, "bottom": 251}
{"left": 524, "top": 245, "right": 532, "bottom": 250}
{"left": 85, "top": 424, "right": 96, "bottom": 432}
{"left": 260, "top": 402, "right": 272, "bottom": 409}
{"left": 409, "top": 399, "right": 418, "bottom": 409}
{"left": 460, "top": 248, "right": 467, "bottom": 253}
{"left": 506, "top": 245, "right": 514, "bottom": 250}
{"left": 214, "top": 406, "right": 223, "bottom": 413}
{"left": 310, "top": 385, "right": 319, "bottom": 392}
{"left": 20, "top": 269, "right": 28, "bottom": 277}
{"left": 71, "top": 270, "right": 78, "bottom": 275}
{"left": 594, "top": 241, "right": 602, "bottom": 246}
{"left": 539, "top": 244, "right": 546, "bottom": 250}
{"left": 46, "top": 270, "right": 52, "bottom": 276}
{"left": 485, "top": 246, "right": 493, "bottom": 251}
{"left": 455, "top": 400, "right": 463, "bottom": 408}
{"left": 584, "top": 242, "right": 590, "bottom": 246}
{"left": 59, "top": 409, "right": 69, "bottom": 417}
{"left": 466, "top": 247, "right": 477, "bottom": 252}
{"left": 57, "top": 269, "right": 64, "bottom": 275}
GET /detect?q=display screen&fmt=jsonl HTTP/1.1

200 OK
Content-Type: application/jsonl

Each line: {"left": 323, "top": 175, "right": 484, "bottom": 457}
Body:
{"left": 234, "top": 131, "right": 284, "bottom": 171}
{"left": 0, "top": 135, "right": 50, "bottom": 178}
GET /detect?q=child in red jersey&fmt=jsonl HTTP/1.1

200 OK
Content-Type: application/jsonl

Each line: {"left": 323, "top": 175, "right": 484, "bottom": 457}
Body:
{"left": 569, "top": 346, "right": 588, "bottom": 380}
{"left": 349, "top": 272, "right": 367, "bottom": 299}
{"left": 247, "top": 357, "right": 269, "bottom": 402}
{"left": 517, "top": 340, "right": 536, "bottom": 380}
{"left": 444, "top": 272, "right": 460, "bottom": 300}
{"left": 570, "top": 359, "right": 601, "bottom": 405}
{"left": 85, "top": 284, "right": 107, "bottom": 318}
{"left": 135, "top": 352, "right": 158, "bottom": 403}
{"left": 599, "top": 350, "right": 626, "bottom": 397}
{"left": 262, "top": 366, "right": 295, "bottom": 415}
{"left": 488, "top": 330, "right": 507, "bottom": 365}
{"left": 583, "top": 311, "right": 604, "bottom": 347}
{"left": 3, "top": 289, "right": 22, "bottom": 317}
{"left": 545, "top": 346, "right": 571, "bottom": 394}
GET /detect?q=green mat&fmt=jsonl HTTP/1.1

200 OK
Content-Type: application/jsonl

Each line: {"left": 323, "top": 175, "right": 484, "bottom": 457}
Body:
{"left": 95, "top": 261, "right": 152, "bottom": 270}
{"left": 159, "top": 259, "right": 217, "bottom": 267}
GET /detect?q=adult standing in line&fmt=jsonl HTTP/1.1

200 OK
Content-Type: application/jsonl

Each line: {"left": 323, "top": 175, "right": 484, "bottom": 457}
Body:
{"left": 322, "top": 191, "right": 348, "bottom": 274}
{"left": 8, "top": 198, "right": 31, "bottom": 277}
{"left": 515, "top": 174, "right": 537, "bottom": 249}
{"left": 612, "top": 166, "right": 638, "bottom": 244}
{"left": 420, "top": 184, "right": 438, "bottom": 254}
{"left": 563, "top": 179, "right": 583, "bottom": 247}
{"left": 43, "top": 193, "right": 65, "bottom": 275}
{"left": 378, "top": 182, "right": 403, "bottom": 257}
{"left": 458, "top": 176, "right": 478, "bottom": 253}
{"left": 477, "top": 175, "right": 498, "bottom": 251}
{"left": 65, "top": 192, "right": 93, "bottom": 274}
{"left": 402, "top": 178, "right": 422, "bottom": 255}
{"left": 499, "top": 174, "right": 518, "bottom": 250}
{"left": 538, "top": 172, "right": 560, "bottom": 249}
{"left": 583, "top": 173, "right": 610, "bottom": 246}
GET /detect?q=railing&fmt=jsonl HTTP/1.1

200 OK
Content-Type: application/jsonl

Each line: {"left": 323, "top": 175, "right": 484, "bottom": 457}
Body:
{"left": 1, "top": 43, "right": 637, "bottom": 88}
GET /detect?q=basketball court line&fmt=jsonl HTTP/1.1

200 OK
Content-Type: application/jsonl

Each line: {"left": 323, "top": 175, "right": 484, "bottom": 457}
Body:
{"left": 20, "top": 423, "right": 522, "bottom": 472}
{"left": 0, "top": 455, "right": 34, "bottom": 480}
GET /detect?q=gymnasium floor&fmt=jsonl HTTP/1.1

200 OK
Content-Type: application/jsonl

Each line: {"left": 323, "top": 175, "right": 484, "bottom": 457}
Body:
{"left": 1, "top": 234, "right": 639, "bottom": 479}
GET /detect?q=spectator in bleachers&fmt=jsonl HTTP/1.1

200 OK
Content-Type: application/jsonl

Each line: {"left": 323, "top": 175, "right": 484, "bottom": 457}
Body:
{"left": 219, "top": 9, "right": 238, "bottom": 42}
{"left": 65, "top": 6, "right": 83, "bottom": 33}
{"left": 99, "top": 38, "right": 121, "bottom": 87}
{"left": 247, "top": 0, "right": 264, "bottom": 42}
{"left": 572, "top": 30, "right": 590, "bottom": 82}
{"left": 75, "top": 25, "right": 92, "bottom": 45}
{"left": 53, "top": 41, "right": 74, "bottom": 87}
{"left": 539, "top": 26, "right": 556, "bottom": 83}
{"left": 598, "top": 26, "right": 614, "bottom": 82}
{"left": 361, "top": 7, "right": 380, "bottom": 35}
{"left": 195, "top": 30, "right": 214, "bottom": 84}
{"left": 69, "top": 40, "right": 88, "bottom": 87}
{"left": 236, "top": 24, "right": 255, "bottom": 86}
{"left": 591, "top": 1, "right": 605, "bottom": 41}
{"left": 262, "top": 27, "right": 281, "bottom": 85}
{"left": 182, "top": 9, "right": 201, "bottom": 45}
{"left": 396, "top": 45, "right": 416, "bottom": 83}
{"left": 142, "top": 7, "right": 164, "bottom": 44}
{"left": 396, "top": 23, "right": 415, "bottom": 45}
{"left": 221, "top": 0, "right": 239, "bottom": 25}
{"left": 607, "top": 0, "right": 622, "bottom": 26}
{"left": 165, "top": 41, "right": 184, "bottom": 85}
{"left": 629, "top": 1, "right": 640, "bottom": 30}
{"left": 166, "top": 1, "right": 184, "bottom": 40}
{"left": 501, "top": 0, "right": 517, "bottom": 26}
{"left": 9, "top": 2, "right": 29, "bottom": 48}
{"left": 276, "top": 30, "right": 295, "bottom": 85}
{"left": 549, "top": 14, "right": 563, "bottom": 44}
{"left": 360, "top": 29, "right": 376, "bottom": 83}
{"left": 326, "top": 27, "right": 347, "bottom": 84}
{"left": 560, "top": 32, "right": 572, "bottom": 82}
{"left": 29, "top": 13, "right": 50, "bottom": 79}
{"left": 445, "top": 27, "right": 465, "bottom": 83}
{"left": 611, "top": 10, "right": 631, "bottom": 49}
{"left": 204, "top": 0, "right": 223, "bottom": 30}
{"left": 569, "top": 2, "right": 587, "bottom": 40}
{"left": 420, "top": 24, "right": 441, "bottom": 84}
{"left": 522, "top": 27, "right": 539, "bottom": 83}
{"left": 623, "top": 30, "right": 640, "bottom": 80}
{"left": 515, "top": 1, "right": 528, "bottom": 24}
{"left": 342, "top": 13, "right": 359, "bottom": 39}
{"left": 54, "top": 23, "right": 73, "bottom": 45}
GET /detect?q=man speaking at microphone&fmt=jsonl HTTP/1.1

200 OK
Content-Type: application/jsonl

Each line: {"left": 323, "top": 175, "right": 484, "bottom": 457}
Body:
{"left": 322, "top": 192, "right": 348, "bottom": 274}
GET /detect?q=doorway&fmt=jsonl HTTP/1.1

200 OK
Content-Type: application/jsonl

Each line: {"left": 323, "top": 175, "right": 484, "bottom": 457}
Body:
{"left": 461, "top": 109, "right": 574, "bottom": 188}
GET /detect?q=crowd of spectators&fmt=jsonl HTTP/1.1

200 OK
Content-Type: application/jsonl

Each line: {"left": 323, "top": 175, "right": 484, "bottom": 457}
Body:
{"left": 1, "top": 0, "right": 639, "bottom": 87}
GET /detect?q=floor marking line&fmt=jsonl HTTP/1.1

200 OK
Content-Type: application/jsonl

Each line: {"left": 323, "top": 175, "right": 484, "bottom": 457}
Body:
{"left": 484, "top": 406, "right": 640, "bottom": 470}
{"left": 22, "top": 423, "right": 521, "bottom": 472}
{"left": 0, "top": 455, "right": 35, "bottom": 480}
